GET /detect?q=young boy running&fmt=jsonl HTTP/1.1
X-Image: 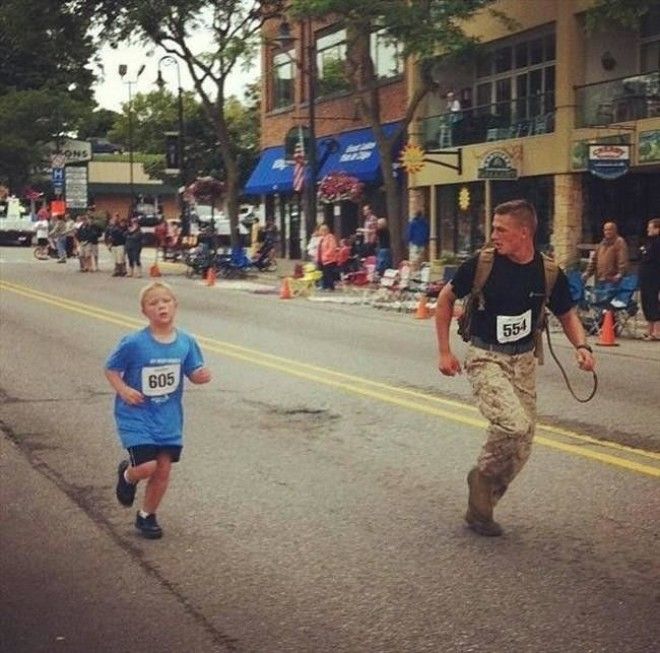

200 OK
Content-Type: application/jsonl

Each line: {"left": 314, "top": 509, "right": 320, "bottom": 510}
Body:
{"left": 105, "top": 281, "right": 211, "bottom": 539}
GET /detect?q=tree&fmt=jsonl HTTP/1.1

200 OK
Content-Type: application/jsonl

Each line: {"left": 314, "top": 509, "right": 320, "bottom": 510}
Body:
{"left": 0, "top": 0, "right": 98, "bottom": 189}
{"left": 288, "top": 0, "right": 503, "bottom": 262}
{"left": 93, "top": 0, "right": 285, "bottom": 247}
{"left": 585, "top": 0, "right": 659, "bottom": 31}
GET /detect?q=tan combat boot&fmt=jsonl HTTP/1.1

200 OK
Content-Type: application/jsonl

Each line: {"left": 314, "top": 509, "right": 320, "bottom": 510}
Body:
{"left": 465, "top": 467, "right": 503, "bottom": 537}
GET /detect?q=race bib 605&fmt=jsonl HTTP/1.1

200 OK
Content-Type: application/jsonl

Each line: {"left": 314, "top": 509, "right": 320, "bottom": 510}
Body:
{"left": 496, "top": 310, "right": 532, "bottom": 343}
{"left": 141, "top": 364, "right": 181, "bottom": 397}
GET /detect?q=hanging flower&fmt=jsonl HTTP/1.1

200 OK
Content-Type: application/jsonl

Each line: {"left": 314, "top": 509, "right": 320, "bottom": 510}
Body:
{"left": 317, "top": 171, "right": 364, "bottom": 204}
{"left": 185, "top": 176, "right": 224, "bottom": 203}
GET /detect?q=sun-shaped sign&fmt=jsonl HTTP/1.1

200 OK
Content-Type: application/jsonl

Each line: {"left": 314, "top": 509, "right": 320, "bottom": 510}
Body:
{"left": 458, "top": 186, "right": 471, "bottom": 211}
{"left": 400, "top": 143, "right": 426, "bottom": 174}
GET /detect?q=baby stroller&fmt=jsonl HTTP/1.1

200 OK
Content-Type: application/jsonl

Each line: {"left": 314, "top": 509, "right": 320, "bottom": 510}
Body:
{"left": 252, "top": 240, "right": 277, "bottom": 272}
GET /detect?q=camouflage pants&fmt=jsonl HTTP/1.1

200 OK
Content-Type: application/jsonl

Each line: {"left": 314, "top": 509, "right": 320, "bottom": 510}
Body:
{"left": 465, "top": 346, "right": 537, "bottom": 486}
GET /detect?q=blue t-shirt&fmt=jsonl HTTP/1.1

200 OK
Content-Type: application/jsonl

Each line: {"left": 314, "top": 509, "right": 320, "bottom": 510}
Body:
{"left": 105, "top": 328, "right": 205, "bottom": 448}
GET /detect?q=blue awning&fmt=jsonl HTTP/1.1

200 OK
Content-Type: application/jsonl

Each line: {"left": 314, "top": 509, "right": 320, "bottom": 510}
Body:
{"left": 317, "top": 122, "right": 402, "bottom": 183}
{"left": 243, "top": 146, "right": 292, "bottom": 196}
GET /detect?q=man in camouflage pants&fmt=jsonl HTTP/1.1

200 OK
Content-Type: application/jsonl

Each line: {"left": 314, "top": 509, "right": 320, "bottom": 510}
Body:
{"left": 435, "top": 199, "right": 595, "bottom": 536}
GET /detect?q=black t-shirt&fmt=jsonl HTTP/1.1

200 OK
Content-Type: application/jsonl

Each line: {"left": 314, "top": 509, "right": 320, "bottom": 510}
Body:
{"left": 77, "top": 223, "right": 100, "bottom": 244}
{"left": 451, "top": 251, "right": 574, "bottom": 345}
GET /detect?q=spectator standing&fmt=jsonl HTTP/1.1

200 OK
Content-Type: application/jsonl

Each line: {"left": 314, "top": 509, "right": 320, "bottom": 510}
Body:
{"left": 407, "top": 210, "right": 430, "bottom": 270}
{"left": 639, "top": 218, "right": 660, "bottom": 340}
{"left": 359, "top": 204, "right": 378, "bottom": 257}
{"left": 64, "top": 213, "right": 77, "bottom": 258}
{"left": 75, "top": 213, "right": 99, "bottom": 272}
{"left": 49, "top": 215, "right": 68, "bottom": 263}
{"left": 33, "top": 213, "right": 50, "bottom": 250}
{"left": 107, "top": 215, "right": 128, "bottom": 277}
{"left": 582, "top": 221, "right": 629, "bottom": 293}
{"left": 125, "top": 217, "right": 144, "bottom": 277}
{"left": 317, "top": 224, "right": 339, "bottom": 290}
{"left": 375, "top": 217, "right": 393, "bottom": 275}
{"left": 446, "top": 90, "right": 461, "bottom": 116}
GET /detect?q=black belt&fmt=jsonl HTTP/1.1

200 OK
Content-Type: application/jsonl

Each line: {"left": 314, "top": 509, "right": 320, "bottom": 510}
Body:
{"left": 470, "top": 336, "right": 535, "bottom": 355}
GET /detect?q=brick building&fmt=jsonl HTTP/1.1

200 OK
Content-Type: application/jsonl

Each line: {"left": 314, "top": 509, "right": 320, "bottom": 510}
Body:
{"left": 245, "top": 16, "right": 410, "bottom": 258}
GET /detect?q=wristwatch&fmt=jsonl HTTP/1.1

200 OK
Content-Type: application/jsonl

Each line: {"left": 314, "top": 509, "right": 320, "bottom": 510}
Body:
{"left": 576, "top": 344, "right": 593, "bottom": 353}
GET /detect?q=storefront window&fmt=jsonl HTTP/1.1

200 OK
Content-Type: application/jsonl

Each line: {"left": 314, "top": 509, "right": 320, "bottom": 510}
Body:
{"left": 316, "top": 29, "right": 350, "bottom": 97}
{"left": 272, "top": 51, "right": 294, "bottom": 109}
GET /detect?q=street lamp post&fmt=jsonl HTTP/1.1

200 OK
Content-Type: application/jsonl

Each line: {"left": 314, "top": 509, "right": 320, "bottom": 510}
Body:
{"left": 275, "top": 19, "right": 318, "bottom": 243}
{"left": 156, "top": 55, "right": 190, "bottom": 234}
{"left": 119, "top": 63, "right": 146, "bottom": 215}
{"left": 156, "top": 55, "right": 186, "bottom": 188}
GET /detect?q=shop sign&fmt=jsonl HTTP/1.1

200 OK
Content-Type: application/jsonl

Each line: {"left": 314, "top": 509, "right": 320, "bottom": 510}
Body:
{"left": 588, "top": 144, "right": 630, "bottom": 180}
{"left": 639, "top": 130, "right": 660, "bottom": 163}
{"left": 65, "top": 166, "right": 88, "bottom": 209}
{"left": 477, "top": 149, "right": 519, "bottom": 180}
{"left": 46, "top": 139, "right": 92, "bottom": 164}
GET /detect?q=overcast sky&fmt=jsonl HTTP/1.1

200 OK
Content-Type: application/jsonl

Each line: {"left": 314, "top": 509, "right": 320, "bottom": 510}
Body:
{"left": 92, "top": 41, "right": 258, "bottom": 112}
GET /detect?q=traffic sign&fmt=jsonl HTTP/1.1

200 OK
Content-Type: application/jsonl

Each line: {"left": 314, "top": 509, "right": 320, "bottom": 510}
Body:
{"left": 52, "top": 168, "right": 64, "bottom": 184}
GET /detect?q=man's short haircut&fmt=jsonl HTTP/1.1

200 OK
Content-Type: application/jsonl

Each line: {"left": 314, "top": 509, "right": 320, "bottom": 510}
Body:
{"left": 494, "top": 199, "right": 538, "bottom": 233}
{"left": 139, "top": 281, "right": 176, "bottom": 308}
{"left": 650, "top": 218, "right": 660, "bottom": 230}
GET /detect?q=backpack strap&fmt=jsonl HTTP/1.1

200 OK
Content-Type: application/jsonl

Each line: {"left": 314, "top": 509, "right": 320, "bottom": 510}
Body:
{"left": 534, "top": 253, "right": 559, "bottom": 364}
{"left": 471, "top": 246, "right": 495, "bottom": 310}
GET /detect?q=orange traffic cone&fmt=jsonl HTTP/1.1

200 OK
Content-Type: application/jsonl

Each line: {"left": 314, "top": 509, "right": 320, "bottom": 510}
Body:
{"left": 596, "top": 309, "right": 619, "bottom": 346}
{"left": 149, "top": 262, "right": 161, "bottom": 277}
{"left": 279, "top": 277, "right": 293, "bottom": 300}
{"left": 414, "top": 294, "right": 431, "bottom": 319}
{"left": 206, "top": 267, "right": 216, "bottom": 287}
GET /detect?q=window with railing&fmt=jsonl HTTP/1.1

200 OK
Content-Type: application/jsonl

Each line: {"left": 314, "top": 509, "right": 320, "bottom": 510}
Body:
{"left": 575, "top": 71, "right": 660, "bottom": 127}
{"left": 474, "top": 30, "right": 556, "bottom": 124}
{"left": 272, "top": 51, "right": 295, "bottom": 110}
{"left": 316, "top": 29, "right": 350, "bottom": 97}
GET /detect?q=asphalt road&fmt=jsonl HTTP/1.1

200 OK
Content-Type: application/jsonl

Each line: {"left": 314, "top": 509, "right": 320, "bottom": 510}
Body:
{"left": 1, "top": 247, "right": 659, "bottom": 653}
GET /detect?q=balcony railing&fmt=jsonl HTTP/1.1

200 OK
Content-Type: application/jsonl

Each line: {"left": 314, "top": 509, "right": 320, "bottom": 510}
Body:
{"left": 421, "top": 94, "right": 555, "bottom": 150}
{"left": 575, "top": 71, "right": 660, "bottom": 128}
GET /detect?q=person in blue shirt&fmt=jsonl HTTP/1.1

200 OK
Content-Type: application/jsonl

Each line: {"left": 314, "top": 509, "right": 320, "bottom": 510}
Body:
{"left": 407, "top": 210, "right": 430, "bottom": 270}
{"left": 105, "top": 281, "right": 211, "bottom": 539}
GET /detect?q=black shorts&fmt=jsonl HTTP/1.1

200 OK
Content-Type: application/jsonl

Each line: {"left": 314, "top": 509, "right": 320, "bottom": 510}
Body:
{"left": 127, "top": 445, "right": 182, "bottom": 466}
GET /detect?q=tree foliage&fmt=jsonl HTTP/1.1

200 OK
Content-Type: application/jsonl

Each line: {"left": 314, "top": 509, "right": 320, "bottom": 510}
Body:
{"left": 288, "top": 0, "right": 499, "bottom": 262}
{"left": 91, "top": 0, "right": 284, "bottom": 245}
{"left": 0, "top": 0, "right": 98, "bottom": 189}
{"left": 585, "top": 0, "right": 658, "bottom": 31}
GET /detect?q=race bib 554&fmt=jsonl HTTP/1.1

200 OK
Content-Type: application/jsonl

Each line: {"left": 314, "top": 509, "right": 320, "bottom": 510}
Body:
{"left": 496, "top": 310, "right": 531, "bottom": 343}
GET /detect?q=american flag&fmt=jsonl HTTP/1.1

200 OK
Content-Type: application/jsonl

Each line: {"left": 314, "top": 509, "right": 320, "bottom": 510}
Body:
{"left": 293, "top": 140, "right": 305, "bottom": 194}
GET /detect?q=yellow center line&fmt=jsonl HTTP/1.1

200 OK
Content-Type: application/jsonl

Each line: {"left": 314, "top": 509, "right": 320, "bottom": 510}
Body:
{"left": 2, "top": 280, "right": 658, "bottom": 478}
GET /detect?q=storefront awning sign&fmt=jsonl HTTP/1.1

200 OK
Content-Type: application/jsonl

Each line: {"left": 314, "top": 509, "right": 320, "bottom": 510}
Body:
{"left": 477, "top": 149, "right": 519, "bottom": 180}
{"left": 588, "top": 144, "right": 630, "bottom": 180}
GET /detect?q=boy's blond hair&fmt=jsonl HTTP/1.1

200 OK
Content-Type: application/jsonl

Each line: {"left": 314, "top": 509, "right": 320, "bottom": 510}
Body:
{"left": 139, "top": 281, "right": 176, "bottom": 308}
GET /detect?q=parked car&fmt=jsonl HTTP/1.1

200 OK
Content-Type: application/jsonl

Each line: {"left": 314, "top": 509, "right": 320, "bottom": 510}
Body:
{"left": 89, "top": 138, "right": 123, "bottom": 154}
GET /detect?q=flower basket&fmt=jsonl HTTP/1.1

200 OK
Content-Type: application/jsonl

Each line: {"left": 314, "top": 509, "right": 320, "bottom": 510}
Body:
{"left": 317, "top": 171, "right": 364, "bottom": 204}
{"left": 185, "top": 176, "right": 224, "bottom": 203}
